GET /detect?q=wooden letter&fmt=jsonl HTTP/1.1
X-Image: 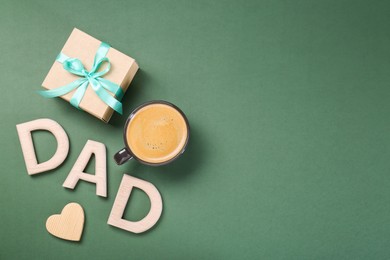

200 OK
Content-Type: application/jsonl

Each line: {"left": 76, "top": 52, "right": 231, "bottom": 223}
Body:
{"left": 16, "top": 118, "right": 69, "bottom": 175}
{"left": 107, "top": 174, "right": 163, "bottom": 233}
{"left": 46, "top": 202, "right": 85, "bottom": 241}
{"left": 63, "top": 140, "right": 107, "bottom": 197}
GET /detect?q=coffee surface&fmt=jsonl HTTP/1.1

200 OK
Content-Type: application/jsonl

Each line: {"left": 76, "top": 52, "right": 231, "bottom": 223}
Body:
{"left": 126, "top": 103, "right": 188, "bottom": 164}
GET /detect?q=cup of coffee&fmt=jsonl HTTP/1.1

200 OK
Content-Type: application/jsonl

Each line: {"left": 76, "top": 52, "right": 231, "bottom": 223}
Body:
{"left": 114, "top": 100, "right": 190, "bottom": 166}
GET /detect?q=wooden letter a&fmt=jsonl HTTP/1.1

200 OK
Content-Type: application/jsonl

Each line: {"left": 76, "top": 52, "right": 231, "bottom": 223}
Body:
{"left": 63, "top": 140, "right": 107, "bottom": 197}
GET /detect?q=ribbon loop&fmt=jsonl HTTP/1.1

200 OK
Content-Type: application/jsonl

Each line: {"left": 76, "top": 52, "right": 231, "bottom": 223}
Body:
{"left": 62, "top": 58, "right": 86, "bottom": 76}
{"left": 90, "top": 57, "right": 111, "bottom": 77}
{"left": 38, "top": 42, "right": 123, "bottom": 115}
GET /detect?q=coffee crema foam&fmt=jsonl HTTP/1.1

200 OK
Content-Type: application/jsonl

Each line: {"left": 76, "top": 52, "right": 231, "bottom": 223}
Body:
{"left": 126, "top": 103, "right": 188, "bottom": 164}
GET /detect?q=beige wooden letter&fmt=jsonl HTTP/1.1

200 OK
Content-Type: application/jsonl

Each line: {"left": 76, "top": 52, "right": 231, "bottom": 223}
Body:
{"left": 108, "top": 174, "right": 163, "bottom": 233}
{"left": 16, "top": 118, "right": 69, "bottom": 175}
{"left": 63, "top": 140, "right": 107, "bottom": 197}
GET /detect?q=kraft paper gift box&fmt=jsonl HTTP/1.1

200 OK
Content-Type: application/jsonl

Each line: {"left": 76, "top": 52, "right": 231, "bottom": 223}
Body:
{"left": 41, "top": 28, "right": 139, "bottom": 123}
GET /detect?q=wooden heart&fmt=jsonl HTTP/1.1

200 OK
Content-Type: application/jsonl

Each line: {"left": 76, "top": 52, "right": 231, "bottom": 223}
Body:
{"left": 46, "top": 202, "right": 84, "bottom": 241}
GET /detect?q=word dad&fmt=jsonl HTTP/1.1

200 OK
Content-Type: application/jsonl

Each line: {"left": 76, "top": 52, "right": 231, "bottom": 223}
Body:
{"left": 16, "top": 118, "right": 162, "bottom": 234}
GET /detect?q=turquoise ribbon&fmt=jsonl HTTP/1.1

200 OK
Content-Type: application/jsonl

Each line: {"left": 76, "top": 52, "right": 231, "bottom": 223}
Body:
{"left": 38, "top": 42, "right": 123, "bottom": 114}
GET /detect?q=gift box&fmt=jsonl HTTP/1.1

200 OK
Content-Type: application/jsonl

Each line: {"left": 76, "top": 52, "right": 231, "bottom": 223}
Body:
{"left": 41, "top": 28, "right": 139, "bottom": 123}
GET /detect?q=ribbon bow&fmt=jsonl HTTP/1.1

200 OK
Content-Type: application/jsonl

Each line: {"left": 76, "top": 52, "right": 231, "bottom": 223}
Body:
{"left": 38, "top": 42, "right": 123, "bottom": 114}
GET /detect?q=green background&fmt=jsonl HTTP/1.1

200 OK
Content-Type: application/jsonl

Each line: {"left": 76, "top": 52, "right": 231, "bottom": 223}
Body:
{"left": 1, "top": 0, "right": 390, "bottom": 259}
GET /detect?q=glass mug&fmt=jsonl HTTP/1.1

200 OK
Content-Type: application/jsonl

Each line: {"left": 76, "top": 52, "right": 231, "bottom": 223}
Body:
{"left": 114, "top": 100, "right": 190, "bottom": 166}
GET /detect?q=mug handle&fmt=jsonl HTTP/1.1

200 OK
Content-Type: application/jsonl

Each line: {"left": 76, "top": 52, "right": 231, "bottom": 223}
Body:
{"left": 114, "top": 148, "right": 133, "bottom": 165}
